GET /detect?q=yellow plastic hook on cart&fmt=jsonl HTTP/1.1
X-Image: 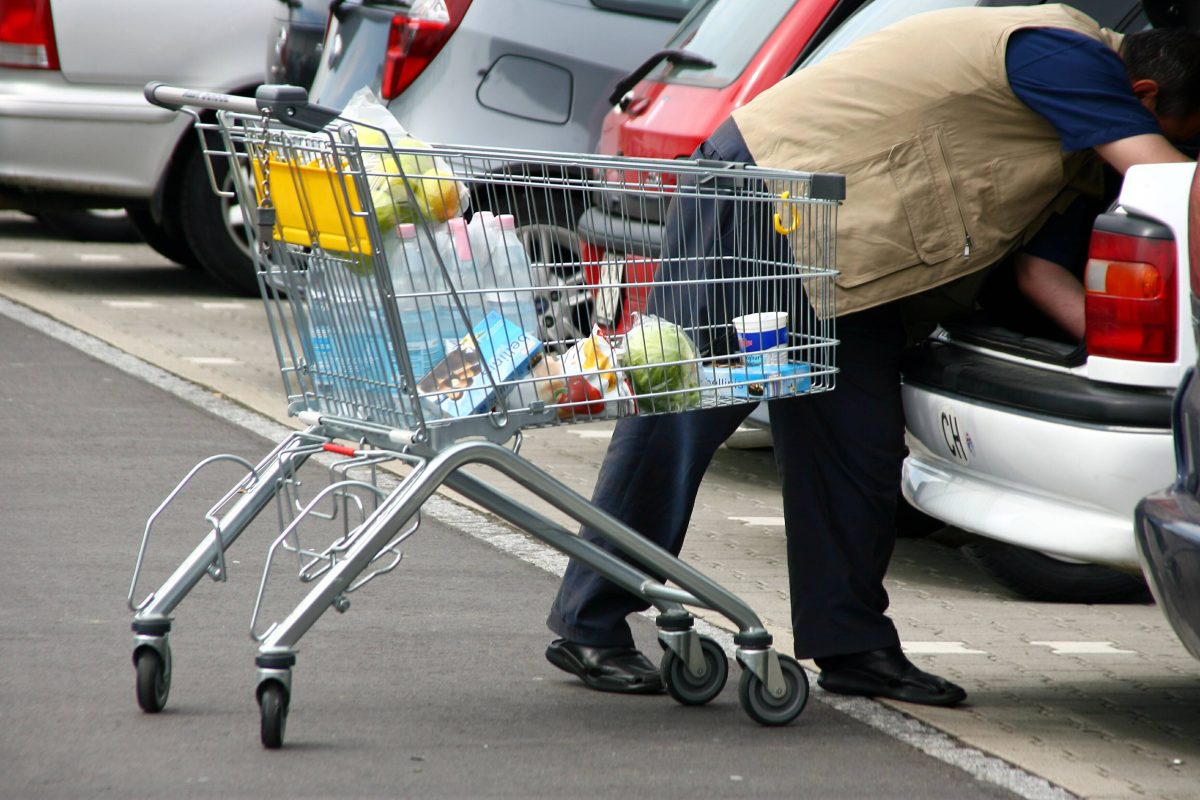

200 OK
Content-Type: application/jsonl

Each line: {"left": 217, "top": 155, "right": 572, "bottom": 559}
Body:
{"left": 774, "top": 190, "right": 798, "bottom": 235}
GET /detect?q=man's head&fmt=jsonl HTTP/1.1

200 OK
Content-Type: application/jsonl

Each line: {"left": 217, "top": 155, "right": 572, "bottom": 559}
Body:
{"left": 1121, "top": 27, "right": 1200, "bottom": 142}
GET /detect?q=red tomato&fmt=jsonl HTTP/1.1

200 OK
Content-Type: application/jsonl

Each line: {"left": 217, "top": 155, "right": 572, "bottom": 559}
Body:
{"left": 566, "top": 375, "right": 607, "bottom": 416}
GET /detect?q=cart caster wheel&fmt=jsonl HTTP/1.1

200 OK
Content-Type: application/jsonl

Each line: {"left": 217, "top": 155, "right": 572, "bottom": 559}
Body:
{"left": 259, "top": 682, "right": 289, "bottom": 749}
{"left": 661, "top": 636, "right": 729, "bottom": 706}
{"left": 134, "top": 648, "right": 169, "bottom": 713}
{"left": 738, "top": 654, "right": 808, "bottom": 726}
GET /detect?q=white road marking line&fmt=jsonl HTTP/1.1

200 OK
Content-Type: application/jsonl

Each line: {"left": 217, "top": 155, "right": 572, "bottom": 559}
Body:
{"left": 185, "top": 356, "right": 240, "bottom": 365}
{"left": 0, "top": 294, "right": 1080, "bottom": 800}
{"left": 904, "top": 641, "right": 987, "bottom": 655}
{"left": 729, "top": 515, "right": 786, "bottom": 526}
{"left": 102, "top": 300, "right": 158, "bottom": 309}
{"left": 0, "top": 251, "right": 36, "bottom": 260}
{"left": 1030, "top": 641, "right": 1136, "bottom": 655}
{"left": 77, "top": 253, "right": 125, "bottom": 262}
{"left": 197, "top": 302, "right": 250, "bottom": 310}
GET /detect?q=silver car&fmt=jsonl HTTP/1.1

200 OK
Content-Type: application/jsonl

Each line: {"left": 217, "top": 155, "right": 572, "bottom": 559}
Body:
{"left": 0, "top": 0, "right": 276, "bottom": 293}
{"left": 308, "top": 0, "right": 699, "bottom": 340}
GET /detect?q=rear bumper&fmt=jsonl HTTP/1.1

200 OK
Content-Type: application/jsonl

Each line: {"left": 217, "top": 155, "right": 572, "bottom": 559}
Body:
{"left": 1136, "top": 489, "right": 1200, "bottom": 661}
{"left": 901, "top": 342, "right": 1176, "bottom": 570}
{"left": 0, "top": 71, "right": 184, "bottom": 200}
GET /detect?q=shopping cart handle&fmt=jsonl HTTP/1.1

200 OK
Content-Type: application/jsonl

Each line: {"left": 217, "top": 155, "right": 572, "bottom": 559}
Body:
{"left": 143, "top": 82, "right": 340, "bottom": 133}
{"left": 254, "top": 84, "right": 341, "bottom": 132}
{"left": 144, "top": 82, "right": 261, "bottom": 114}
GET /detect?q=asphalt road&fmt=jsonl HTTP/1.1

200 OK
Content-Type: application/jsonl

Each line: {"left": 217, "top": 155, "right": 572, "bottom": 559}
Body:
{"left": 0, "top": 303, "right": 1027, "bottom": 797}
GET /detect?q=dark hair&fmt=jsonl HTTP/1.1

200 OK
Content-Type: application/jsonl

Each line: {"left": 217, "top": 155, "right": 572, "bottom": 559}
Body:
{"left": 1121, "top": 28, "right": 1200, "bottom": 119}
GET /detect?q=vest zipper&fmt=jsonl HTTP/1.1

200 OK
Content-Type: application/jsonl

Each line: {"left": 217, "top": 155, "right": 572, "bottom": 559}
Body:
{"left": 934, "top": 135, "right": 972, "bottom": 259}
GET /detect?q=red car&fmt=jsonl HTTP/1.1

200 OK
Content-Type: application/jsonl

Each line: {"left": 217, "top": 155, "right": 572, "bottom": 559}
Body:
{"left": 597, "top": 0, "right": 861, "bottom": 162}
{"left": 579, "top": 0, "right": 866, "bottom": 333}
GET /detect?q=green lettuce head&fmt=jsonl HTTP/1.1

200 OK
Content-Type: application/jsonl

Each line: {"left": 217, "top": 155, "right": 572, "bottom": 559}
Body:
{"left": 621, "top": 316, "right": 701, "bottom": 413}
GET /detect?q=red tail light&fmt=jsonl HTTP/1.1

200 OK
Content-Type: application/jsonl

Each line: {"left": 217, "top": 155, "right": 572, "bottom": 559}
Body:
{"left": 1189, "top": 165, "right": 1200, "bottom": 297}
{"left": 1085, "top": 228, "right": 1177, "bottom": 362}
{"left": 381, "top": 0, "right": 470, "bottom": 101}
{"left": 0, "top": 0, "right": 58, "bottom": 69}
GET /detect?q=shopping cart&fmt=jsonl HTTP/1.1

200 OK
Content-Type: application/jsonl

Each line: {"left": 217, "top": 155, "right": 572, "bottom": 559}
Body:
{"left": 128, "top": 83, "right": 841, "bottom": 748}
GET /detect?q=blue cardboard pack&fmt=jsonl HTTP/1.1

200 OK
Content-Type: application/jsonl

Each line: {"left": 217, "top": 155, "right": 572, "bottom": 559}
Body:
{"left": 699, "top": 361, "right": 811, "bottom": 400}
{"left": 417, "top": 310, "right": 542, "bottom": 417}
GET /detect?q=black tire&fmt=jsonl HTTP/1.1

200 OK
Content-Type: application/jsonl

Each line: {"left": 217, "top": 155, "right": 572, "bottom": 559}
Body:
{"left": 125, "top": 203, "right": 202, "bottom": 269}
{"left": 258, "top": 682, "right": 289, "bottom": 749}
{"left": 963, "top": 541, "right": 1151, "bottom": 604}
{"left": 661, "top": 637, "right": 729, "bottom": 706}
{"left": 134, "top": 649, "right": 169, "bottom": 713}
{"left": 31, "top": 208, "right": 139, "bottom": 242}
{"left": 178, "top": 142, "right": 259, "bottom": 295}
{"left": 738, "top": 655, "right": 808, "bottom": 726}
{"left": 470, "top": 182, "right": 592, "bottom": 347}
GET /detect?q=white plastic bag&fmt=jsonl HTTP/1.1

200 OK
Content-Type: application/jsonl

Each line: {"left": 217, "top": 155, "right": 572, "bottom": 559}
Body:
{"left": 340, "top": 87, "right": 468, "bottom": 229}
{"left": 532, "top": 326, "right": 635, "bottom": 419}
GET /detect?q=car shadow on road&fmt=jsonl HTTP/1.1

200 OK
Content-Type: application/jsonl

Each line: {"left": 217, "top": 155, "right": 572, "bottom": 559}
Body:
{"left": 10, "top": 262, "right": 230, "bottom": 299}
{"left": 0, "top": 209, "right": 235, "bottom": 299}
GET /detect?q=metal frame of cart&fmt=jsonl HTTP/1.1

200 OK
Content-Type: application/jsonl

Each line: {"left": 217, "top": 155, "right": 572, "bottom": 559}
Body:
{"left": 128, "top": 83, "right": 842, "bottom": 747}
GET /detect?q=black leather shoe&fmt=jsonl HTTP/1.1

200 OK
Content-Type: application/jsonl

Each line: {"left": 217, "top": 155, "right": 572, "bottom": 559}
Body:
{"left": 545, "top": 639, "right": 664, "bottom": 694}
{"left": 815, "top": 646, "right": 967, "bottom": 707}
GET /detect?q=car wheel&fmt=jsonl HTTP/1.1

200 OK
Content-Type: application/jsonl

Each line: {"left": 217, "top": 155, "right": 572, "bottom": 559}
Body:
{"left": 178, "top": 142, "right": 258, "bottom": 295}
{"left": 125, "top": 203, "right": 202, "bottom": 269}
{"left": 963, "top": 540, "right": 1151, "bottom": 604}
{"left": 471, "top": 183, "right": 592, "bottom": 348}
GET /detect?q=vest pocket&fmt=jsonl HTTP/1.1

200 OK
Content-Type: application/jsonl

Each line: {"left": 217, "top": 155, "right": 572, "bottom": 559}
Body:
{"left": 833, "top": 130, "right": 966, "bottom": 289}
{"left": 889, "top": 131, "right": 965, "bottom": 265}
{"left": 987, "top": 147, "right": 1065, "bottom": 234}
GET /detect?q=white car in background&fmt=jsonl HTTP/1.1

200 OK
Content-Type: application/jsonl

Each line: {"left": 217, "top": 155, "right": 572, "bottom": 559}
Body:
{"left": 0, "top": 0, "right": 275, "bottom": 293}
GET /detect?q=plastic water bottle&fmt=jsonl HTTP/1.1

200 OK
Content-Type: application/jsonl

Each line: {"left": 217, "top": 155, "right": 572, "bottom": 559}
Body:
{"left": 444, "top": 216, "right": 483, "bottom": 330}
{"left": 304, "top": 257, "right": 392, "bottom": 407}
{"left": 394, "top": 222, "right": 457, "bottom": 381}
{"left": 491, "top": 214, "right": 538, "bottom": 334}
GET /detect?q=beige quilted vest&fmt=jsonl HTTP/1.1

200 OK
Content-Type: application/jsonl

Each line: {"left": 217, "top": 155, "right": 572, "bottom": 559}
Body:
{"left": 732, "top": 4, "right": 1123, "bottom": 316}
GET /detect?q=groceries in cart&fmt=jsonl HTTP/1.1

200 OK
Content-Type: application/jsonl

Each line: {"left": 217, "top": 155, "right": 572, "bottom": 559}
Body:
{"left": 531, "top": 326, "right": 635, "bottom": 420}
{"left": 620, "top": 315, "right": 702, "bottom": 413}
{"left": 417, "top": 310, "right": 542, "bottom": 418}
{"left": 342, "top": 87, "right": 468, "bottom": 232}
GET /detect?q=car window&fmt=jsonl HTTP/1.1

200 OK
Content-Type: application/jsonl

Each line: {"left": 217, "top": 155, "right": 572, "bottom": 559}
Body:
{"left": 798, "top": 0, "right": 981, "bottom": 70}
{"left": 651, "top": 0, "right": 796, "bottom": 88}
{"left": 591, "top": 0, "right": 702, "bottom": 21}
{"left": 798, "top": 0, "right": 1148, "bottom": 72}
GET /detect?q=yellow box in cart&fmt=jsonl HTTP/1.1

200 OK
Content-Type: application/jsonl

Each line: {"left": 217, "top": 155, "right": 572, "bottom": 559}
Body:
{"left": 700, "top": 361, "right": 812, "bottom": 400}
{"left": 417, "top": 311, "right": 542, "bottom": 418}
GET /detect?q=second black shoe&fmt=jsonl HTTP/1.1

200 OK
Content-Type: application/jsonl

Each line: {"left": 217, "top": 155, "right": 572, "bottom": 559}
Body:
{"left": 816, "top": 646, "right": 967, "bottom": 707}
{"left": 545, "top": 639, "right": 664, "bottom": 694}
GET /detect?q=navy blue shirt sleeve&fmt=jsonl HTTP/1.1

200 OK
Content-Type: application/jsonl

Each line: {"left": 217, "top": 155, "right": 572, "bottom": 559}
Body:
{"left": 1005, "top": 27, "right": 1161, "bottom": 152}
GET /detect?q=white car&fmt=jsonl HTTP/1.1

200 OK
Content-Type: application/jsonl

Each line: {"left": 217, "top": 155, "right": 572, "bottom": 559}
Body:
{"left": 903, "top": 161, "right": 1198, "bottom": 603}
{"left": 0, "top": 0, "right": 276, "bottom": 294}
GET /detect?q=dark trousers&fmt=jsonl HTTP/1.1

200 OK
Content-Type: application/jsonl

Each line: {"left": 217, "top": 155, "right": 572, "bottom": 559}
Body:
{"left": 547, "top": 119, "right": 907, "bottom": 659}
